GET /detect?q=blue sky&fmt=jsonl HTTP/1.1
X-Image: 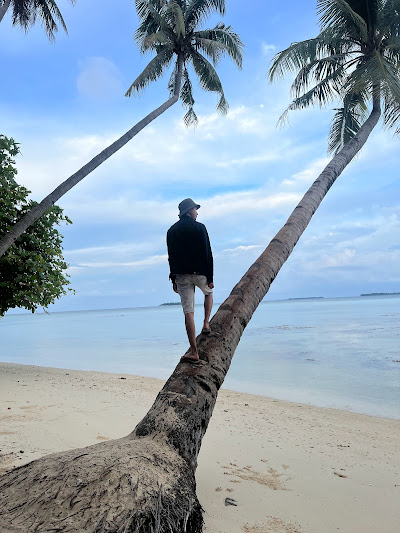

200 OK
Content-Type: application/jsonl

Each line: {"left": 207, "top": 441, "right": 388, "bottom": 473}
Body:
{"left": 1, "top": 0, "right": 399, "bottom": 312}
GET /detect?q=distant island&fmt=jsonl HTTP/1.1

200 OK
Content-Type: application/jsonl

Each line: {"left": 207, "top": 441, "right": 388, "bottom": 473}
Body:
{"left": 288, "top": 297, "right": 324, "bottom": 300}
{"left": 360, "top": 292, "right": 400, "bottom": 296}
{"left": 160, "top": 302, "right": 181, "bottom": 306}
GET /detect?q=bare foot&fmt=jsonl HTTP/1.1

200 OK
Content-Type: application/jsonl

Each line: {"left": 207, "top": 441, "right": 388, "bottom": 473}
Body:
{"left": 181, "top": 350, "right": 199, "bottom": 362}
{"left": 180, "top": 356, "right": 200, "bottom": 363}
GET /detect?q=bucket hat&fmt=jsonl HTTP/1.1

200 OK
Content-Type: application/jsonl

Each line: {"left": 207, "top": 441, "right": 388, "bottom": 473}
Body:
{"left": 178, "top": 198, "right": 200, "bottom": 218}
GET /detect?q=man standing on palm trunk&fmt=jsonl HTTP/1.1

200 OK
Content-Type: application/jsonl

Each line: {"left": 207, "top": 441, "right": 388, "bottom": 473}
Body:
{"left": 167, "top": 198, "right": 214, "bottom": 364}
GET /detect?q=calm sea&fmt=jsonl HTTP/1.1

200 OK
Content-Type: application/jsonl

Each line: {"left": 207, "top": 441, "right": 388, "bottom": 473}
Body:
{"left": 1, "top": 296, "right": 399, "bottom": 419}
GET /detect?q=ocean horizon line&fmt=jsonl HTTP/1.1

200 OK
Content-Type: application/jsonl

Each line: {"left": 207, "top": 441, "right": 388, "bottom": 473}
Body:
{"left": 3, "top": 292, "right": 400, "bottom": 317}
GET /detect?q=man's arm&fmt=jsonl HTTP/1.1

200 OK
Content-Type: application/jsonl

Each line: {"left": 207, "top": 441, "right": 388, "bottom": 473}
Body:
{"left": 166, "top": 229, "right": 177, "bottom": 287}
{"left": 201, "top": 224, "right": 213, "bottom": 285}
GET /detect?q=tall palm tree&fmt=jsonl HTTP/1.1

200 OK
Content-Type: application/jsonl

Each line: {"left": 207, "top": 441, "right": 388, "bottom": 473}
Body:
{"left": 0, "top": 0, "right": 243, "bottom": 258}
{"left": 2, "top": 2, "right": 399, "bottom": 532}
{"left": 0, "top": 0, "right": 75, "bottom": 40}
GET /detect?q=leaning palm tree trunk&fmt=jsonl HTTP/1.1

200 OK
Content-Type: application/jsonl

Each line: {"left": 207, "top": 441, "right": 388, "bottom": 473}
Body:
{"left": 0, "top": 0, "right": 11, "bottom": 24}
{"left": 0, "top": 61, "right": 183, "bottom": 258}
{"left": 0, "top": 101, "right": 381, "bottom": 532}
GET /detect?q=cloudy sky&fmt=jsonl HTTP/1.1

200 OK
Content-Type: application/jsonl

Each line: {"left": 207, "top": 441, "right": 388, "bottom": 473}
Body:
{"left": 2, "top": 0, "right": 399, "bottom": 312}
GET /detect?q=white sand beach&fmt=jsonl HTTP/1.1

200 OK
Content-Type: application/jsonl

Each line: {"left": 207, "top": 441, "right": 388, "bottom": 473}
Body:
{"left": 0, "top": 362, "right": 399, "bottom": 533}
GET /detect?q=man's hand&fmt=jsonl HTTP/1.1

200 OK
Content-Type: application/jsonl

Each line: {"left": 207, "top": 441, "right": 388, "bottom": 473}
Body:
{"left": 173, "top": 282, "right": 178, "bottom": 293}
{"left": 208, "top": 282, "right": 214, "bottom": 289}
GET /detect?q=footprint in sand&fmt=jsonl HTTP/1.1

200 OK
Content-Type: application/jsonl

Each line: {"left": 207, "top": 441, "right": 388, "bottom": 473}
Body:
{"left": 221, "top": 463, "right": 290, "bottom": 491}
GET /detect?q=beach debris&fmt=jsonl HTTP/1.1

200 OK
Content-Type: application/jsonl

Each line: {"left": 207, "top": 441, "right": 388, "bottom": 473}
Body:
{"left": 7, "top": 408, "right": 11, "bottom": 410}
{"left": 119, "top": 377, "right": 127, "bottom": 380}
{"left": 225, "top": 497, "right": 237, "bottom": 506}
{"left": 334, "top": 471, "right": 348, "bottom": 478}
{"left": 19, "top": 451, "right": 24, "bottom": 454}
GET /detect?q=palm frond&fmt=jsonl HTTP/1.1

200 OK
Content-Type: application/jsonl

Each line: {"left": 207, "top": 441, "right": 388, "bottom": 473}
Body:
{"left": 166, "top": 0, "right": 186, "bottom": 38}
{"left": 383, "top": 91, "right": 400, "bottom": 133}
{"left": 193, "top": 24, "right": 244, "bottom": 67}
{"left": 134, "top": 0, "right": 176, "bottom": 51}
{"left": 180, "top": 67, "right": 198, "bottom": 126}
{"left": 168, "top": 61, "right": 179, "bottom": 97}
{"left": 190, "top": 49, "right": 228, "bottom": 113}
{"left": 278, "top": 67, "right": 349, "bottom": 127}
{"left": 317, "top": 0, "right": 368, "bottom": 40}
{"left": 328, "top": 91, "right": 369, "bottom": 153}
{"left": 193, "top": 37, "right": 225, "bottom": 64}
{"left": 377, "top": 0, "right": 400, "bottom": 38}
{"left": 346, "top": 51, "right": 400, "bottom": 97}
{"left": 135, "top": 0, "right": 168, "bottom": 19}
{"left": 125, "top": 47, "right": 174, "bottom": 96}
{"left": 269, "top": 28, "right": 351, "bottom": 82}
{"left": 290, "top": 54, "right": 349, "bottom": 98}
{"left": 11, "top": 0, "right": 70, "bottom": 40}
{"left": 185, "top": 0, "right": 225, "bottom": 31}
{"left": 381, "top": 33, "right": 400, "bottom": 62}
{"left": 183, "top": 107, "right": 199, "bottom": 126}
{"left": 143, "top": 30, "right": 173, "bottom": 51}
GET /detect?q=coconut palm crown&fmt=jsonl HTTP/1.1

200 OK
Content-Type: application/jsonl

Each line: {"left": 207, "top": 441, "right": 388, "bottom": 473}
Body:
{"left": 126, "top": 0, "right": 244, "bottom": 125}
{"left": 269, "top": 0, "right": 400, "bottom": 154}
{"left": 0, "top": 0, "right": 76, "bottom": 40}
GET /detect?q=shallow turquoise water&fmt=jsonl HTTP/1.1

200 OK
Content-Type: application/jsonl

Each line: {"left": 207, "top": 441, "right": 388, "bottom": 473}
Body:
{"left": 1, "top": 296, "right": 399, "bottom": 419}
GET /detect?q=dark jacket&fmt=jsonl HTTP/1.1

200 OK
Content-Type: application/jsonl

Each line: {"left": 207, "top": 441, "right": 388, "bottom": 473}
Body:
{"left": 167, "top": 215, "right": 213, "bottom": 284}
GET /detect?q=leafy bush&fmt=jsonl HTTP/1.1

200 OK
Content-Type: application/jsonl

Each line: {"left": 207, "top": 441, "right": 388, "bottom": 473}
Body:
{"left": 0, "top": 134, "right": 73, "bottom": 316}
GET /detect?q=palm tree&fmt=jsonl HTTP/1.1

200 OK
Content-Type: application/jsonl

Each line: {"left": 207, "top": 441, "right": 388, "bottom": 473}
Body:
{"left": 0, "top": 0, "right": 75, "bottom": 40}
{"left": 2, "top": 1, "right": 399, "bottom": 532}
{"left": 0, "top": 0, "right": 243, "bottom": 258}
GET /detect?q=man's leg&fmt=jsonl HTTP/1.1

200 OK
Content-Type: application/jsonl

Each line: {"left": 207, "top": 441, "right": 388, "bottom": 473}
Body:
{"left": 184, "top": 312, "right": 199, "bottom": 360}
{"left": 175, "top": 275, "right": 198, "bottom": 361}
{"left": 203, "top": 293, "right": 213, "bottom": 330}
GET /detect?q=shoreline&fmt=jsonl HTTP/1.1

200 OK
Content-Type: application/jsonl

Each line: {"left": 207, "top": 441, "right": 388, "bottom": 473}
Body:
{"left": 1, "top": 362, "right": 399, "bottom": 532}
{"left": 1, "top": 358, "right": 398, "bottom": 422}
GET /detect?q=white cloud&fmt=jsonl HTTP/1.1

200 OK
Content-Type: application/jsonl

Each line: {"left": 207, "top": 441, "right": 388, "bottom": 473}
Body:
{"left": 321, "top": 248, "right": 356, "bottom": 267}
{"left": 262, "top": 43, "right": 277, "bottom": 56}
{"left": 66, "top": 241, "right": 164, "bottom": 259}
{"left": 62, "top": 187, "right": 301, "bottom": 225}
{"left": 75, "top": 254, "right": 168, "bottom": 270}
{"left": 282, "top": 157, "right": 331, "bottom": 187}
{"left": 76, "top": 57, "right": 124, "bottom": 100}
{"left": 220, "top": 244, "right": 264, "bottom": 255}
{"left": 15, "top": 104, "right": 286, "bottom": 198}
{"left": 203, "top": 190, "right": 301, "bottom": 219}
{"left": 216, "top": 151, "right": 282, "bottom": 168}
{"left": 285, "top": 207, "right": 400, "bottom": 283}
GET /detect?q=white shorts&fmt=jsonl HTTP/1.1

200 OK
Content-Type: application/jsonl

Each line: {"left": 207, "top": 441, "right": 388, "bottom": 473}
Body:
{"left": 175, "top": 274, "right": 213, "bottom": 314}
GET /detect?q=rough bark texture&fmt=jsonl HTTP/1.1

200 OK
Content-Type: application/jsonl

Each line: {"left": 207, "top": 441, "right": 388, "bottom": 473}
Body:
{"left": 0, "top": 438, "right": 203, "bottom": 532}
{"left": 0, "top": 0, "right": 11, "bottom": 24}
{"left": 0, "top": 61, "right": 183, "bottom": 258}
{"left": 0, "top": 102, "right": 380, "bottom": 531}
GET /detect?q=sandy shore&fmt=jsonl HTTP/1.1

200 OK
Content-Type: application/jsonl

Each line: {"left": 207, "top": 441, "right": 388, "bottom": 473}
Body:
{"left": 0, "top": 362, "right": 399, "bottom": 532}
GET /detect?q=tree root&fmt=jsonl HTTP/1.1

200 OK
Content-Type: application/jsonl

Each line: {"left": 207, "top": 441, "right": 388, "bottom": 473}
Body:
{"left": 0, "top": 436, "right": 203, "bottom": 532}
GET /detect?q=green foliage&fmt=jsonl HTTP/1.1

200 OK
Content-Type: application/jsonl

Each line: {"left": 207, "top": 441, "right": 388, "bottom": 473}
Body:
{"left": 0, "top": 135, "right": 73, "bottom": 317}
{"left": 126, "top": 0, "right": 243, "bottom": 126}
{"left": 3, "top": 0, "right": 76, "bottom": 41}
{"left": 269, "top": 0, "right": 400, "bottom": 154}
